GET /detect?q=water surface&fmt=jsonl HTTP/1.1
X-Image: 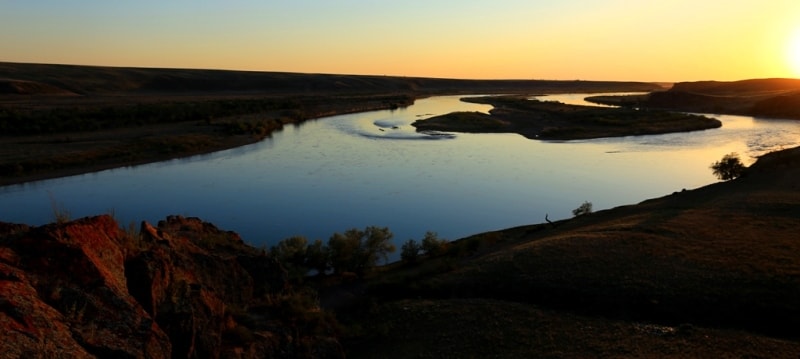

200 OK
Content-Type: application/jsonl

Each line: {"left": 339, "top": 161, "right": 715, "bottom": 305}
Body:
{"left": 2, "top": 94, "right": 799, "bottom": 258}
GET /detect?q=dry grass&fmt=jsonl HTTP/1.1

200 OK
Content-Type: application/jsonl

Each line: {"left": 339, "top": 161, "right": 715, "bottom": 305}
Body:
{"left": 347, "top": 298, "right": 800, "bottom": 359}
{"left": 343, "top": 147, "right": 800, "bottom": 357}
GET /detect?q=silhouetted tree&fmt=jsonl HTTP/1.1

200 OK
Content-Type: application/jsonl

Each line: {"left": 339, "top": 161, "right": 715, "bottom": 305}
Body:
{"left": 305, "top": 239, "right": 329, "bottom": 276}
{"left": 572, "top": 201, "right": 593, "bottom": 217}
{"left": 271, "top": 236, "right": 309, "bottom": 281}
{"left": 401, "top": 239, "right": 421, "bottom": 263}
{"left": 421, "top": 231, "right": 448, "bottom": 257}
{"left": 327, "top": 229, "right": 362, "bottom": 275}
{"left": 572, "top": 201, "right": 592, "bottom": 217}
{"left": 362, "top": 226, "right": 395, "bottom": 266}
{"left": 327, "top": 226, "right": 395, "bottom": 276}
{"left": 710, "top": 152, "right": 745, "bottom": 181}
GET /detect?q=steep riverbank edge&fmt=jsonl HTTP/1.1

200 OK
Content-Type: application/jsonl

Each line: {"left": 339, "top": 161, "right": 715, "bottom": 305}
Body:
{"left": 2, "top": 146, "right": 799, "bottom": 358}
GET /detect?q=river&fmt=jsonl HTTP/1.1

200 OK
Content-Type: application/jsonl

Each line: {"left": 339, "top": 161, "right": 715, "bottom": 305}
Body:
{"left": 2, "top": 94, "right": 799, "bottom": 258}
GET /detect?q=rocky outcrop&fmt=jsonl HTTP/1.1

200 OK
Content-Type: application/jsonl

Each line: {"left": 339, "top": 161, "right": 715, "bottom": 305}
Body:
{"left": 1, "top": 215, "right": 171, "bottom": 358}
{"left": 0, "top": 215, "right": 343, "bottom": 358}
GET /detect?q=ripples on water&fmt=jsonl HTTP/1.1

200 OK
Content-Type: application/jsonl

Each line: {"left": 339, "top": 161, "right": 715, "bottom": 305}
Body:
{"left": 2, "top": 94, "right": 799, "bottom": 259}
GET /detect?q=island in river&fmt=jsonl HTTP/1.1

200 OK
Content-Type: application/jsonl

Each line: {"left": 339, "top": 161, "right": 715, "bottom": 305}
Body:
{"left": 412, "top": 95, "right": 721, "bottom": 140}
{"left": 0, "top": 61, "right": 663, "bottom": 186}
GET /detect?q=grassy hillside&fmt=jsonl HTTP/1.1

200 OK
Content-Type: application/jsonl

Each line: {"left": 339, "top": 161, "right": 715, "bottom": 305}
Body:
{"left": 339, "top": 146, "right": 800, "bottom": 358}
{"left": 597, "top": 78, "right": 800, "bottom": 119}
{"left": 668, "top": 78, "right": 800, "bottom": 96}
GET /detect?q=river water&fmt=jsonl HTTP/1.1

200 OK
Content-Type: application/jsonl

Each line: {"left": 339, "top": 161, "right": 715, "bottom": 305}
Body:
{"left": 2, "top": 94, "right": 799, "bottom": 256}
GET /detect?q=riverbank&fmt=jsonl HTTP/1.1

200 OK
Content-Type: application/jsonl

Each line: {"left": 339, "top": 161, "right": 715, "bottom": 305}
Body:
{"left": 0, "top": 121, "right": 263, "bottom": 186}
{"left": 0, "top": 94, "right": 413, "bottom": 186}
{"left": 412, "top": 95, "right": 721, "bottom": 140}
{"left": 0, "top": 62, "right": 664, "bottom": 187}
{"left": 343, "top": 145, "right": 800, "bottom": 357}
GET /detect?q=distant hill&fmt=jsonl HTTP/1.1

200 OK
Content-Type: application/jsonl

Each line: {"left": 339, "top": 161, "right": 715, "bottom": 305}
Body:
{"left": 645, "top": 78, "right": 800, "bottom": 119}
{"left": 669, "top": 78, "right": 800, "bottom": 96}
{"left": 0, "top": 62, "right": 661, "bottom": 97}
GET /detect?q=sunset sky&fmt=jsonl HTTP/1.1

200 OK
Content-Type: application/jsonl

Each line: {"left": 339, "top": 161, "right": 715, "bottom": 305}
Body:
{"left": 2, "top": 0, "right": 800, "bottom": 82}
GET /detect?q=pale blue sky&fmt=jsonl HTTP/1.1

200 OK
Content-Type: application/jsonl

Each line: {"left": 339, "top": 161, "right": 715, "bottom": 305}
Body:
{"left": 2, "top": 0, "right": 800, "bottom": 81}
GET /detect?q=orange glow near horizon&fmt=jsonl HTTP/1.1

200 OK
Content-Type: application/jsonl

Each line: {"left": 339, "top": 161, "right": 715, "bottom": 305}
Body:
{"left": 2, "top": 1, "right": 800, "bottom": 82}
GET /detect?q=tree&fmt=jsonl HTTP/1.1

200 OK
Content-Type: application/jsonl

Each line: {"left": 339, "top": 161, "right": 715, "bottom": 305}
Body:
{"left": 272, "top": 236, "right": 308, "bottom": 265}
{"left": 363, "top": 226, "right": 396, "bottom": 266}
{"left": 327, "top": 226, "right": 396, "bottom": 276}
{"left": 400, "top": 239, "right": 421, "bottom": 263}
{"left": 327, "top": 229, "right": 362, "bottom": 275}
{"left": 305, "top": 239, "right": 329, "bottom": 276}
{"left": 271, "top": 236, "right": 309, "bottom": 281}
{"left": 710, "top": 152, "right": 745, "bottom": 181}
{"left": 421, "top": 231, "right": 448, "bottom": 257}
{"left": 572, "top": 201, "right": 593, "bottom": 217}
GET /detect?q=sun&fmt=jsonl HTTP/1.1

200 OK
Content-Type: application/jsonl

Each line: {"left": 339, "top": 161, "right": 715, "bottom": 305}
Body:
{"left": 789, "top": 30, "right": 800, "bottom": 77}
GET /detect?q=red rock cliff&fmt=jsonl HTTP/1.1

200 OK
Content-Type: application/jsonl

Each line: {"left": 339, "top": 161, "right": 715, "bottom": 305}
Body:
{"left": 0, "top": 215, "right": 343, "bottom": 358}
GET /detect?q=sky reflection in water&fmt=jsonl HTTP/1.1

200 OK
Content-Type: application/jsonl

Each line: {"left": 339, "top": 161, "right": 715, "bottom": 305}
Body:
{"left": 2, "top": 94, "right": 800, "bottom": 259}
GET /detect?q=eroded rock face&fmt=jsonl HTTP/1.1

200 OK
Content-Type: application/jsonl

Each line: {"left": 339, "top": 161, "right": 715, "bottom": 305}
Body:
{"left": 0, "top": 215, "right": 342, "bottom": 359}
{"left": 0, "top": 255, "right": 94, "bottom": 358}
{"left": 128, "top": 216, "right": 260, "bottom": 358}
{"left": 2, "top": 215, "right": 171, "bottom": 358}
